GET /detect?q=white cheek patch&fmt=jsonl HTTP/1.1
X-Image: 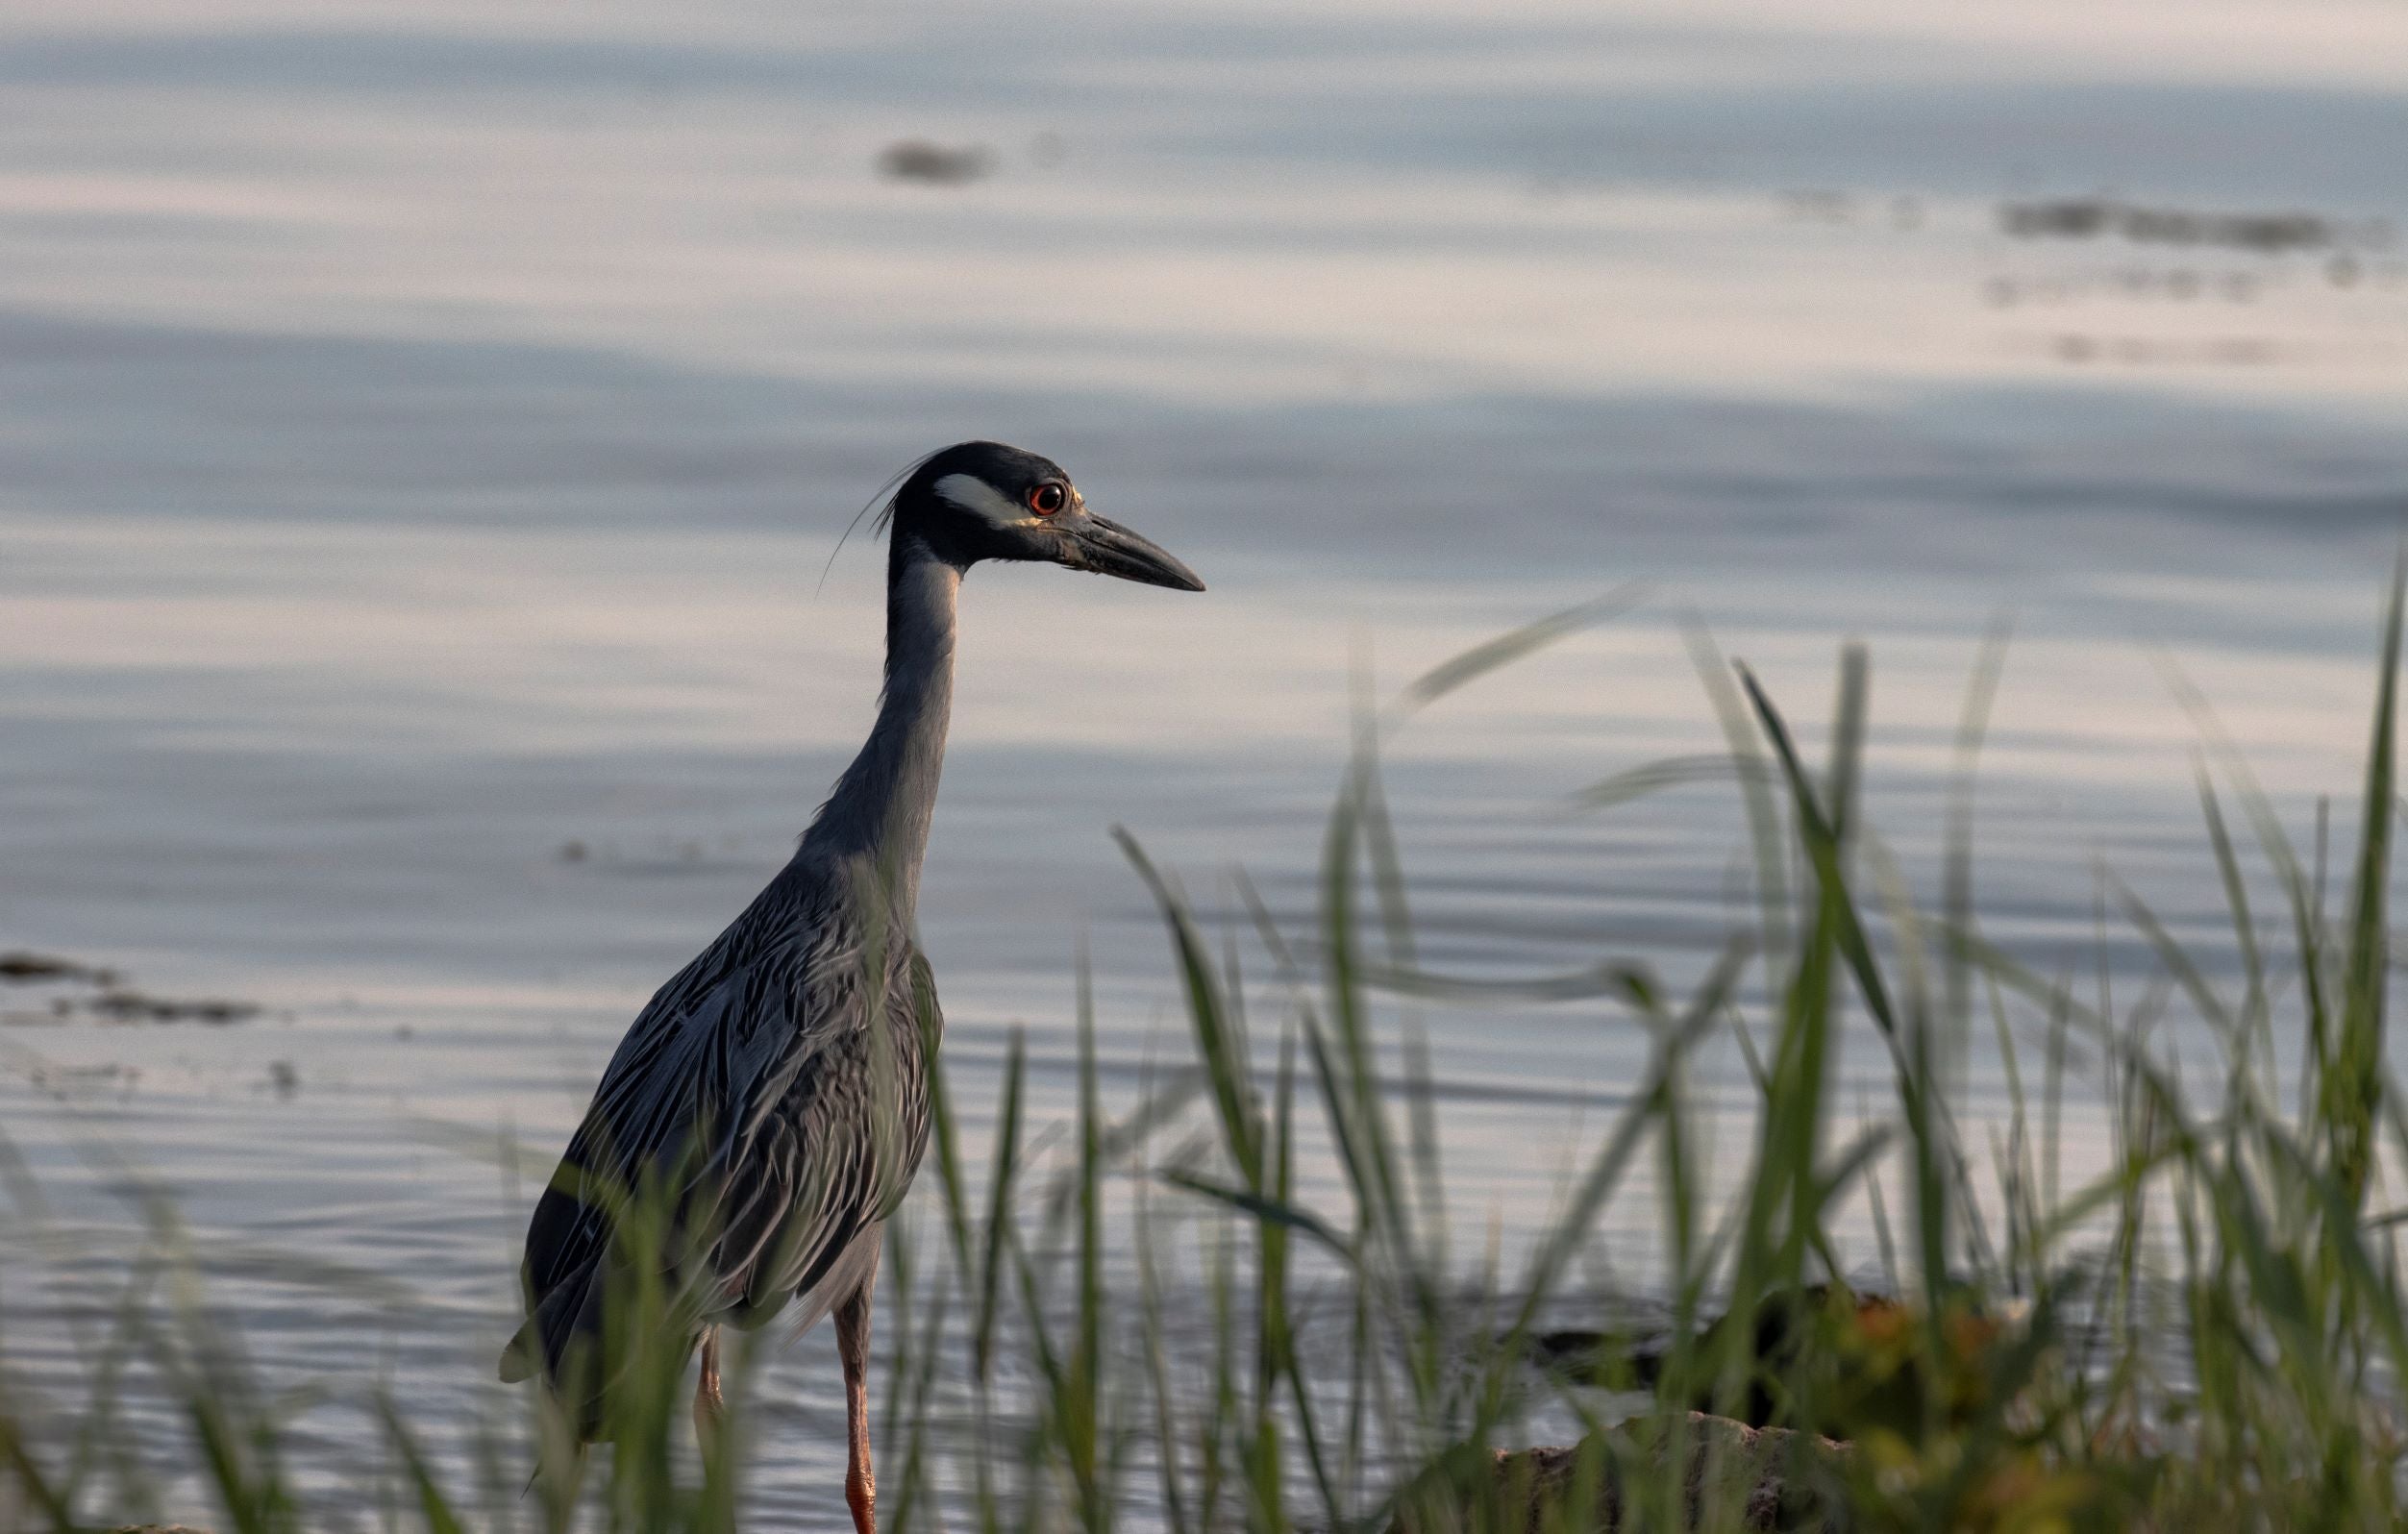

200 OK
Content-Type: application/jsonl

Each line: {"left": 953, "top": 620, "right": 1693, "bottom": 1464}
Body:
{"left": 932, "top": 473, "right": 1036, "bottom": 529}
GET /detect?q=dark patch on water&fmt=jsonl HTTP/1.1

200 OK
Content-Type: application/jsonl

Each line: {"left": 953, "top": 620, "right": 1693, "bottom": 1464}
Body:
{"left": 0, "top": 950, "right": 117, "bottom": 984}
{"left": 80, "top": 990, "right": 262, "bottom": 1025}
{"left": 1998, "top": 198, "right": 2365, "bottom": 253}
{"left": 878, "top": 139, "right": 993, "bottom": 185}
{"left": 0, "top": 950, "right": 261, "bottom": 1025}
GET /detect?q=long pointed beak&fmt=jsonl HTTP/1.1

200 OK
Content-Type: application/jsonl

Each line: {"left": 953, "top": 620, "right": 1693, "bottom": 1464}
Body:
{"left": 1063, "top": 514, "right": 1205, "bottom": 591}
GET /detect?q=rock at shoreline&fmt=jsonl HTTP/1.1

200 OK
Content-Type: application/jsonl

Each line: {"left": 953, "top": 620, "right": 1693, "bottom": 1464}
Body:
{"left": 1393, "top": 1412, "right": 1848, "bottom": 1533}
{"left": 1531, "top": 1282, "right": 2024, "bottom": 1433}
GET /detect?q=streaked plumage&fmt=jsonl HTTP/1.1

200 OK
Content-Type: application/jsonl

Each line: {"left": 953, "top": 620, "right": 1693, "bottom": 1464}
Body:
{"left": 502, "top": 441, "right": 1202, "bottom": 1533}
{"left": 508, "top": 865, "right": 934, "bottom": 1370}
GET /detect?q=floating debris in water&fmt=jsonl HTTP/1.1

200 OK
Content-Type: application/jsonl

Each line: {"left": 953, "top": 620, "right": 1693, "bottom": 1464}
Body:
{"left": 0, "top": 948, "right": 261, "bottom": 1025}
{"left": 0, "top": 951, "right": 117, "bottom": 985}
{"left": 1999, "top": 198, "right": 2339, "bottom": 253}
{"left": 267, "top": 1059, "right": 300, "bottom": 1099}
{"left": 85, "top": 989, "right": 262, "bottom": 1025}
{"left": 877, "top": 139, "right": 992, "bottom": 185}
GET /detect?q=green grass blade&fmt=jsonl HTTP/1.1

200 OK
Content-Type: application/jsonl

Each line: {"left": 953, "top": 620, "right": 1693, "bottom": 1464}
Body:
{"left": 1389, "top": 585, "right": 1645, "bottom": 719}
{"left": 2328, "top": 557, "right": 2402, "bottom": 1206}
{"left": 1115, "top": 827, "right": 1262, "bottom": 1188}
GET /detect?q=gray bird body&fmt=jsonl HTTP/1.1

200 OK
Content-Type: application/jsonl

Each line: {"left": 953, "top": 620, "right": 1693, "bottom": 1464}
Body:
{"left": 505, "top": 545, "right": 956, "bottom": 1401}
{"left": 503, "top": 443, "right": 1202, "bottom": 1460}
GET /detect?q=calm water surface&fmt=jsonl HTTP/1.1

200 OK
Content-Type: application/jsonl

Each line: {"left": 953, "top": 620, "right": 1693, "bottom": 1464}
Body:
{"left": 4, "top": 0, "right": 2407, "bottom": 1523}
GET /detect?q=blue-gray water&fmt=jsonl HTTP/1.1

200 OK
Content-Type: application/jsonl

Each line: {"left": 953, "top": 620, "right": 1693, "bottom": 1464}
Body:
{"left": 4, "top": 0, "right": 2406, "bottom": 1524}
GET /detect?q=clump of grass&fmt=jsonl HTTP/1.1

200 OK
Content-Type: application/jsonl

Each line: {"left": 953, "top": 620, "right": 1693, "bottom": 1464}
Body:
{"left": 5, "top": 574, "right": 2406, "bottom": 1532}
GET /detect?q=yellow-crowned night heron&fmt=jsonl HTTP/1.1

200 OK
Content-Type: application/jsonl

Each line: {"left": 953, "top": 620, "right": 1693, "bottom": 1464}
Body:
{"left": 501, "top": 442, "right": 1202, "bottom": 1532}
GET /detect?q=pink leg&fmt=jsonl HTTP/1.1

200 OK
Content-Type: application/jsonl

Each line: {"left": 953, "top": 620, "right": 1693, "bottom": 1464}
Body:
{"left": 693, "top": 1325, "right": 727, "bottom": 1447}
{"left": 836, "top": 1283, "right": 877, "bottom": 1534}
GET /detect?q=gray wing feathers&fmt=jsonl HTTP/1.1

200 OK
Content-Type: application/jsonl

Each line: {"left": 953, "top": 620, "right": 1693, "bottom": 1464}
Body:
{"left": 507, "top": 866, "right": 940, "bottom": 1399}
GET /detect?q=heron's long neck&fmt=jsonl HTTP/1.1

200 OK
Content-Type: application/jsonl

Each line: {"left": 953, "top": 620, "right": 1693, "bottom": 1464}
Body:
{"left": 807, "top": 540, "right": 959, "bottom": 915}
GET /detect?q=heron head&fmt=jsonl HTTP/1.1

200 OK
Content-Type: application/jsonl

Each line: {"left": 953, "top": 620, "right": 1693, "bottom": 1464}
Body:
{"left": 887, "top": 441, "right": 1204, "bottom": 592}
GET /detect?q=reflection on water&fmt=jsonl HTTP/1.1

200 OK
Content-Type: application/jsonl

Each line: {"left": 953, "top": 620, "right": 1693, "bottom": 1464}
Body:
{"left": 2, "top": 0, "right": 2405, "bottom": 1522}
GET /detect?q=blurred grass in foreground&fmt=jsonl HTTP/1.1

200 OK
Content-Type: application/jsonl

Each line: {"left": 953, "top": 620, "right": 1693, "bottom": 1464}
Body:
{"left": 6, "top": 572, "right": 2408, "bottom": 1533}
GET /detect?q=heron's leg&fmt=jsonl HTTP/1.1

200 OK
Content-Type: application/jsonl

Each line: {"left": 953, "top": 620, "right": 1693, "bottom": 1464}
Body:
{"left": 836, "top": 1281, "right": 877, "bottom": 1534}
{"left": 693, "top": 1325, "right": 727, "bottom": 1447}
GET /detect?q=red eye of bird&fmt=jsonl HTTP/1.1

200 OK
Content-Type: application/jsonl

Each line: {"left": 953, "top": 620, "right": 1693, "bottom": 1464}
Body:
{"left": 1028, "top": 482, "right": 1066, "bottom": 515}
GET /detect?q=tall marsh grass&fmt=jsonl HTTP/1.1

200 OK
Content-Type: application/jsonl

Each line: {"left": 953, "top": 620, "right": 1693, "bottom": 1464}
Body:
{"left": 6, "top": 577, "right": 2407, "bottom": 1532}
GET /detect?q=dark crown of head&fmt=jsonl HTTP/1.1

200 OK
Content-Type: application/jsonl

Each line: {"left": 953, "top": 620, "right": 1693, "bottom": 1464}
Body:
{"left": 904, "top": 441, "right": 1065, "bottom": 505}
{"left": 884, "top": 441, "right": 1071, "bottom": 566}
